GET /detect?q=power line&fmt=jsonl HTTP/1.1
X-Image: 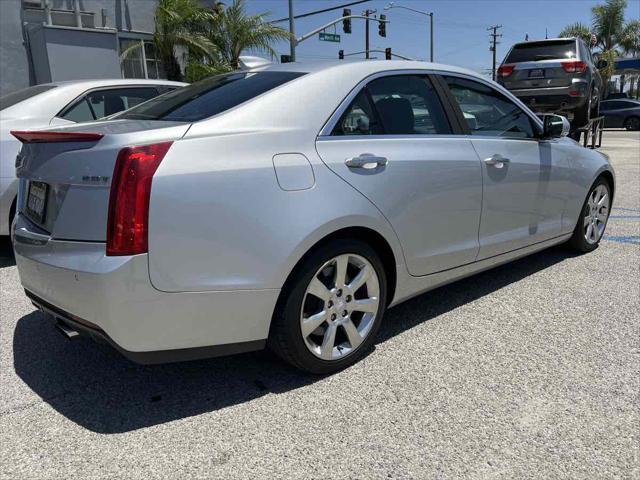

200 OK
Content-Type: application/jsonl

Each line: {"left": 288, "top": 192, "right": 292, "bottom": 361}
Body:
{"left": 271, "top": 0, "right": 371, "bottom": 23}
{"left": 487, "top": 24, "right": 503, "bottom": 81}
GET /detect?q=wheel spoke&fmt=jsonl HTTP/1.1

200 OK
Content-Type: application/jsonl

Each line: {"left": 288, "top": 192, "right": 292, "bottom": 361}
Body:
{"left": 352, "top": 298, "right": 378, "bottom": 314}
{"left": 348, "top": 264, "right": 371, "bottom": 292}
{"left": 583, "top": 215, "right": 591, "bottom": 227}
{"left": 334, "top": 255, "right": 349, "bottom": 288}
{"left": 342, "top": 320, "right": 363, "bottom": 349}
{"left": 301, "top": 311, "right": 327, "bottom": 338}
{"left": 586, "top": 223, "right": 593, "bottom": 241}
{"left": 320, "top": 323, "right": 337, "bottom": 359}
{"left": 307, "top": 277, "right": 331, "bottom": 302}
{"left": 597, "top": 193, "right": 608, "bottom": 207}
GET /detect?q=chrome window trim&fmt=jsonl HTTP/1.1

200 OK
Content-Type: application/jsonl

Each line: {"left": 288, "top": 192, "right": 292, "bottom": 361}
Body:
{"left": 318, "top": 68, "right": 544, "bottom": 139}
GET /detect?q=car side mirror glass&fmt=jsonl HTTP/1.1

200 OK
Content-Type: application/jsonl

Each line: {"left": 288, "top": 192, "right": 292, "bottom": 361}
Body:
{"left": 542, "top": 114, "right": 570, "bottom": 138}
{"left": 596, "top": 59, "right": 608, "bottom": 69}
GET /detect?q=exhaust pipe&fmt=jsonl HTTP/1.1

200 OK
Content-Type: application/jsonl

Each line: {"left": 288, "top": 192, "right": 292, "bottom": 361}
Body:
{"left": 55, "top": 320, "right": 81, "bottom": 340}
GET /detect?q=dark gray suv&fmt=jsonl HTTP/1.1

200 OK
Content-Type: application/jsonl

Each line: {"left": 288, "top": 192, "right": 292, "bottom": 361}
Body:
{"left": 497, "top": 37, "right": 605, "bottom": 127}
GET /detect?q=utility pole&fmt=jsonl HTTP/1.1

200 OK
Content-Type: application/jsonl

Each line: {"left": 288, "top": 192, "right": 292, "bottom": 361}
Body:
{"left": 488, "top": 24, "right": 502, "bottom": 81}
{"left": 288, "top": 0, "right": 296, "bottom": 62}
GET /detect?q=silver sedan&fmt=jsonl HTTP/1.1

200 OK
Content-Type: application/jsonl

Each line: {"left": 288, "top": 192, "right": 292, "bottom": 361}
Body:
{"left": 11, "top": 60, "right": 614, "bottom": 374}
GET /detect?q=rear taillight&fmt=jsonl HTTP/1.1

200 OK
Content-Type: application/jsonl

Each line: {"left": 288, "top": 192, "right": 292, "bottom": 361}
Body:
{"left": 11, "top": 131, "right": 103, "bottom": 143}
{"left": 497, "top": 64, "right": 515, "bottom": 78}
{"left": 106, "top": 142, "right": 173, "bottom": 256}
{"left": 561, "top": 60, "right": 588, "bottom": 73}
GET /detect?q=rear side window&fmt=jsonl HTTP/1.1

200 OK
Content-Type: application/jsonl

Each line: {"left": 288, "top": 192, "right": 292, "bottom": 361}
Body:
{"left": 0, "top": 85, "right": 57, "bottom": 110}
{"left": 444, "top": 76, "right": 537, "bottom": 139}
{"left": 59, "top": 87, "right": 160, "bottom": 122}
{"left": 505, "top": 40, "right": 577, "bottom": 63}
{"left": 114, "top": 72, "right": 305, "bottom": 122}
{"left": 332, "top": 75, "right": 451, "bottom": 135}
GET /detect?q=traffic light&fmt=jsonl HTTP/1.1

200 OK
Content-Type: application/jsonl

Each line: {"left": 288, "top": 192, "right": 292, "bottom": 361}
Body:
{"left": 379, "top": 14, "right": 386, "bottom": 37}
{"left": 385, "top": 47, "right": 391, "bottom": 60}
{"left": 338, "top": 50, "right": 344, "bottom": 60}
{"left": 343, "top": 9, "right": 351, "bottom": 34}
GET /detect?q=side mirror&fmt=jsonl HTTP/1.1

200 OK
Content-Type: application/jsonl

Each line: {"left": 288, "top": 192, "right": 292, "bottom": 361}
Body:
{"left": 596, "top": 59, "right": 608, "bottom": 69}
{"left": 542, "top": 114, "right": 571, "bottom": 138}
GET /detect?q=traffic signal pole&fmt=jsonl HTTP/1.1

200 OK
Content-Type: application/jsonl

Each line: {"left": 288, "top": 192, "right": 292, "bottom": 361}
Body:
{"left": 288, "top": 0, "right": 296, "bottom": 62}
{"left": 293, "top": 14, "right": 387, "bottom": 46}
{"left": 365, "top": 10, "right": 370, "bottom": 59}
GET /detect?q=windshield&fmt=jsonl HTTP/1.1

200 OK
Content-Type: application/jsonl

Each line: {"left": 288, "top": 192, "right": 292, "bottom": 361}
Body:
{"left": 505, "top": 40, "right": 577, "bottom": 63}
{"left": 0, "top": 85, "right": 58, "bottom": 111}
{"left": 113, "top": 71, "right": 305, "bottom": 122}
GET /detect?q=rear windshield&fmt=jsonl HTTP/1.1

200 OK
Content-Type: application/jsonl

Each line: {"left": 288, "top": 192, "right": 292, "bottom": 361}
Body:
{"left": 113, "top": 71, "right": 305, "bottom": 122}
{"left": 0, "top": 84, "right": 57, "bottom": 111}
{"left": 505, "top": 40, "right": 577, "bottom": 63}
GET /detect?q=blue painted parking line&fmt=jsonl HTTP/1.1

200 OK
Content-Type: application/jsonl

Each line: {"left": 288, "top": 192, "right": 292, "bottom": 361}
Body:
{"left": 603, "top": 235, "right": 640, "bottom": 245}
{"left": 609, "top": 215, "right": 640, "bottom": 219}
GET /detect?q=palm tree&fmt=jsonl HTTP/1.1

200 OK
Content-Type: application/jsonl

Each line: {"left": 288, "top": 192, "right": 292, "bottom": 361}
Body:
{"left": 122, "top": 0, "right": 217, "bottom": 81}
{"left": 208, "top": 0, "right": 291, "bottom": 70}
{"left": 559, "top": 0, "right": 636, "bottom": 95}
{"left": 559, "top": 22, "right": 592, "bottom": 45}
{"left": 618, "top": 19, "right": 640, "bottom": 97}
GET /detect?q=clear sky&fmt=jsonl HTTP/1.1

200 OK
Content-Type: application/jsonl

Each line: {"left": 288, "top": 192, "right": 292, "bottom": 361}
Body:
{"left": 245, "top": 0, "right": 639, "bottom": 75}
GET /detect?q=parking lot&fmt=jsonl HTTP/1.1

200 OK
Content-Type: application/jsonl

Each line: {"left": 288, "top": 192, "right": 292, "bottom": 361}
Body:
{"left": 0, "top": 130, "right": 638, "bottom": 479}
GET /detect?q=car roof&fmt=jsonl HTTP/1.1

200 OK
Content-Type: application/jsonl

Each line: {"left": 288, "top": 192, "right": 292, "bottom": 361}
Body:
{"left": 249, "top": 59, "right": 483, "bottom": 79}
{"left": 42, "top": 79, "right": 187, "bottom": 88}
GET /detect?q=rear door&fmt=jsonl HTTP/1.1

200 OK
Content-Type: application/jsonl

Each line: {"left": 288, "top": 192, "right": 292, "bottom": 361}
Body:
{"left": 441, "top": 74, "right": 573, "bottom": 259}
{"left": 316, "top": 73, "right": 483, "bottom": 276}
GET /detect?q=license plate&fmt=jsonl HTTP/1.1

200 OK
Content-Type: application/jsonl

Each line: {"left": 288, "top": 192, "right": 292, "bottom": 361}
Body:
{"left": 529, "top": 68, "right": 545, "bottom": 78}
{"left": 26, "top": 181, "right": 48, "bottom": 224}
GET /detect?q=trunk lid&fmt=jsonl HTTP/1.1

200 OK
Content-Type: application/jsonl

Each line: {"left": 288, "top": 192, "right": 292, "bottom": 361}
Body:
{"left": 15, "top": 119, "right": 190, "bottom": 242}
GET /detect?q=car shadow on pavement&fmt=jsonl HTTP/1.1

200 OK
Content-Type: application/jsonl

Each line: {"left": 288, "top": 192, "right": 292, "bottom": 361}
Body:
{"left": 13, "top": 245, "right": 576, "bottom": 434}
{"left": 0, "top": 237, "right": 15, "bottom": 267}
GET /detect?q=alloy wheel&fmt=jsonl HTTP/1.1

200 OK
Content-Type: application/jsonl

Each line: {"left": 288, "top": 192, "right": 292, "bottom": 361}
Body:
{"left": 584, "top": 184, "right": 610, "bottom": 244}
{"left": 300, "top": 254, "right": 380, "bottom": 361}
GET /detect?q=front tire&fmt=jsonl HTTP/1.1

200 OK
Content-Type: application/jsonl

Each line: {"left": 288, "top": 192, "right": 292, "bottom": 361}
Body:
{"left": 568, "top": 177, "right": 611, "bottom": 253}
{"left": 268, "top": 239, "right": 387, "bottom": 374}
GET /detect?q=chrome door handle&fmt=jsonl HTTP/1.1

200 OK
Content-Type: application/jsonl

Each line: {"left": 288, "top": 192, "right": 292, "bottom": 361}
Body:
{"left": 484, "top": 155, "right": 510, "bottom": 168}
{"left": 345, "top": 154, "right": 388, "bottom": 169}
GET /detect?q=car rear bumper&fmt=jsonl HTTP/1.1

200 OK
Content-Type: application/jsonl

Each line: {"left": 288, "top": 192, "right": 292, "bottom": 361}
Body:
{"left": 505, "top": 82, "right": 590, "bottom": 112}
{"left": 13, "top": 214, "right": 278, "bottom": 364}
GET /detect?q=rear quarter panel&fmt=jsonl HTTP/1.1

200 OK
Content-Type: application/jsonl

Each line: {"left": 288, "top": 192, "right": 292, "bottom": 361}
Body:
{"left": 147, "top": 130, "right": 404, "bottom": 293}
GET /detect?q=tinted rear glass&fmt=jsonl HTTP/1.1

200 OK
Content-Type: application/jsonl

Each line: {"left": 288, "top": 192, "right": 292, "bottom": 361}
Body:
{"left": 113, "top": 71, "right": 305, "bottom": 122}
{"left": 505, "top": 40, "right": 577, "bottom": 63}
{"left": 0, "top": 85, "right": 57, "bottom": 110}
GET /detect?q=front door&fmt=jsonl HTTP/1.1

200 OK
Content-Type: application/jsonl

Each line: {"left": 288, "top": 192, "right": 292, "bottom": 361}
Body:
{"left": 316, "top": 74, "right": 483, "bottom": 276}
{"left": 441, "top": 75, "right": 573, "bottom": 259}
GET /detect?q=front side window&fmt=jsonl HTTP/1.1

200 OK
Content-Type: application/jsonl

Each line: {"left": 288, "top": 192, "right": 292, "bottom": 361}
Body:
{"left": 113, "top": 71, "right": 305, "bottom": 122}
{"left": 332, "top": 75, "right": 451, "bottom": 135}
{"left": 444, "top": 76, "right": 537, "bottom": 139}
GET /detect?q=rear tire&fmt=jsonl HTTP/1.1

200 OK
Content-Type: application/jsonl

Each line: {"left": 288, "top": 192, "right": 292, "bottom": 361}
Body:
{"left": 572, "top": 90, "right": 592, "bottom": 128}
{"left": 268, "top": 239, "right": 387, "bottom": 374}
{"left": 567, "top": 177, "right": 611, "bottom": 253}
{"left": 624, "top": 116, "right": 640, "bottom": 131}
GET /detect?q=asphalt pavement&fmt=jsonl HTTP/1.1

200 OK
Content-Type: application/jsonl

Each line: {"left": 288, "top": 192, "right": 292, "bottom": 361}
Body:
{"left": 1, "top": 130, "right": 638, "bottom": 479}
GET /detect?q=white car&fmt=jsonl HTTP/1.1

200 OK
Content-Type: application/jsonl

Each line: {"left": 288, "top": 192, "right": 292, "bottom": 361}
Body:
{"left": 12, "top": 61, "right": 613, "bottom": 374}
{"left": 0, "top": 79, "right": 185, "bottom": 235}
